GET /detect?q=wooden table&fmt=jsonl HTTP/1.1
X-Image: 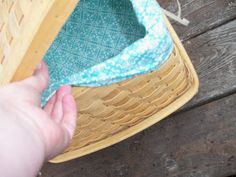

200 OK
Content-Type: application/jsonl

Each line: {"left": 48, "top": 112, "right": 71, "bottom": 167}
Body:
{"left": 42, "top": 0, "right": 236, "bottom": 176}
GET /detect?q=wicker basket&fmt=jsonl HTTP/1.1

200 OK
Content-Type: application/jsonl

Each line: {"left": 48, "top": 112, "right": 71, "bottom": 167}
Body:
{"left": 0, "top": 0, "right": 78, "bottom": 84}
{"left": 0, "top": 1, "right": 199, "bottom": 163}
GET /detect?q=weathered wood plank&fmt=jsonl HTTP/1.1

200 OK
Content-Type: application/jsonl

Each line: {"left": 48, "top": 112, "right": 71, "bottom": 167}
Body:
{"left": 182, "top": 19, "right": 236, "bottom": 110}
{"left": 158, "top": 0, "right": 236, "bottom": 41}
{"left": 42, "top": 93, "right": 236, "bottom": 177}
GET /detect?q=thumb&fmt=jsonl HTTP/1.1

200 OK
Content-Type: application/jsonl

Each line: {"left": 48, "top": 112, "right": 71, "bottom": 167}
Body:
{"left": 23, "top": 61, "right": 49, "bottom": 93}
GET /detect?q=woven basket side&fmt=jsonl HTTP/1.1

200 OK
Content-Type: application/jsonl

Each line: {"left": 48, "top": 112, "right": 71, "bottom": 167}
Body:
{"left": 50, "top": 18, "right": 199, "bottom": 163}
{"left": 64, "top": 44, "right": 192, "bottom": 152}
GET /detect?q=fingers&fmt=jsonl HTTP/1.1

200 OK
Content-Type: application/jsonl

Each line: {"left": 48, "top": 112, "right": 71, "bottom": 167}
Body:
{"left": 43, "top": 93, "right": 57, "bottom": 115}
{"left": 45, "top": 89, "right": 77, "bottom": 160}
{"left": 61, "top": 94, "right": 77, "bottom": 138}
{"left": 51, "top": 86, "right": 72, "bottom": 123}
{"left": 23, "top": 61, "right": 49, "bottom": 93}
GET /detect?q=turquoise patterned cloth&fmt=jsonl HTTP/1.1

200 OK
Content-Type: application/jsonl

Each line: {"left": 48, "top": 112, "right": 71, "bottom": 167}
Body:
{"left": 42, "top": 0, "right": 174, "bottom": 106}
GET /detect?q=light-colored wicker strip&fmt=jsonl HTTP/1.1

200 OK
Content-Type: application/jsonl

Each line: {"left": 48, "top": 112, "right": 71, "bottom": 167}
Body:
{"left": 0, "top": 0, "right": 32, "bottom": 66}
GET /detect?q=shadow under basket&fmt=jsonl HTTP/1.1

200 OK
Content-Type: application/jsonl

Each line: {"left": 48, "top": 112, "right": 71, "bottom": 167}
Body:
{"left": 51, "top": 19, "right": 199, "bottom": 163}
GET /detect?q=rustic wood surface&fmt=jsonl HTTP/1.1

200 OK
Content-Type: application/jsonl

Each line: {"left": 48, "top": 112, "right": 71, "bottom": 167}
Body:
{"left": 159, "top": 0, "right": 236, "bottom": 41}
{"left": 42, "top": 0, "right": 236, "bottom": 176}
{"left": 42, "top": 93, "right": 236, "bottom": 177}
{"left": 182, "top": 20, "right": 236, "bottom": 110}
{"left": 159, "top": 0, "right": 236, "bottom": 110}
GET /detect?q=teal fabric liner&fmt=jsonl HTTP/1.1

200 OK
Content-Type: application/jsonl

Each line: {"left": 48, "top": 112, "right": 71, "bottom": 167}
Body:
{"left": 42, "top": 0, "right": 174, "bottom": 106}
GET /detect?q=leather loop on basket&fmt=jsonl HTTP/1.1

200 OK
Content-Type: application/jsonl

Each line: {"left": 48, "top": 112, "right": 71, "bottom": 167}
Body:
{"left": 161, "top": 0, "right": 190, "bottom": 26}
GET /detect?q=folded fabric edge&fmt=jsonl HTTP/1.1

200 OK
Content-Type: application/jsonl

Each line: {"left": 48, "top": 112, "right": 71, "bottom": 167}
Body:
{"left": 41, "top": 0, "right": 173, "bottom": 106}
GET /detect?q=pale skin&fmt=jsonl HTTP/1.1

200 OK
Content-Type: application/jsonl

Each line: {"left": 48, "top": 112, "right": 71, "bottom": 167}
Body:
{"left": 0, "top": 62, "right": 77, "bottom": 177}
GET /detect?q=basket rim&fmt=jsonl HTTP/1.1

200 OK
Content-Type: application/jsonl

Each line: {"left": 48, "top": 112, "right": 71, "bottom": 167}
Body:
{"left": 50, "top": 18, "right": 199, "bottom": 163}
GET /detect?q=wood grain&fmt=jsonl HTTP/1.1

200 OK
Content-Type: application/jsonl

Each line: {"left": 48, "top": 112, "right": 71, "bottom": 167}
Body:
{"left": 182, "top": 19, "right": 236, "bottom": 110}
{"left": 42, "top": 93, "right": 236, "bottom": 177}
{"left": 11, "top": 0, "right": 78, "bottom": 82}
{"left": 158, "top": 0, "right": 236, "bottom": 41}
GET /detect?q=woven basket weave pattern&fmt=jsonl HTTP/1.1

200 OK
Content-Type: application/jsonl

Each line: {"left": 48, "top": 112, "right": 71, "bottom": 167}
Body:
{"left": 67, "top": 44, "right": 193, "bottom": 152}
{"left": 0, "top": 0, "right": 30, "bottom": 65}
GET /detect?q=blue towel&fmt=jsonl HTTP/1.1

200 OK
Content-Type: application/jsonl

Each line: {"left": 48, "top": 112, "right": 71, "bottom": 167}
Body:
{"left": 42, "top": 0, "right": 174, "bottom": 106}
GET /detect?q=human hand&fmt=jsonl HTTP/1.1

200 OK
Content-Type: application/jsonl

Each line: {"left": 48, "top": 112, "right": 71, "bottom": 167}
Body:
{"left": 0, "top": 62, "right": 77, "bottom": 177}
